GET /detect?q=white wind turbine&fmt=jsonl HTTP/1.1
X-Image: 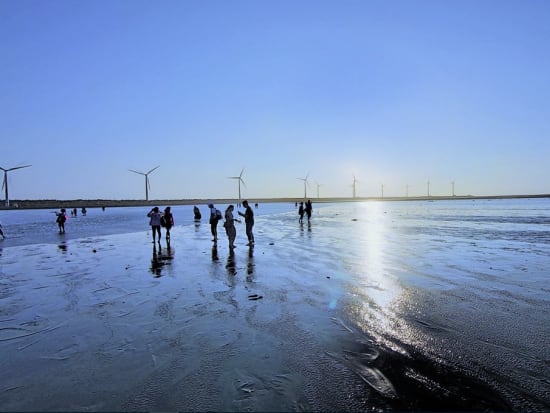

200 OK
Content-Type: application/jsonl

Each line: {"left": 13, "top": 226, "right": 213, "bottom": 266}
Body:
{"left": 297, "top": 173, "right": 310, "bottom": 199}
{"left": 1, "top": 164, "right": 32, "bottom": 207}
{"left": 352, "top": 175, "right": 359, "bottom": 198}
{"left": 228, "top": 168, "right": 246, "bottom": 207}
{"left": 129, "top": 165, "right": 159, "bottom": 201}
{"left": 316, "top": 182, "right": 322, "bottom": 199}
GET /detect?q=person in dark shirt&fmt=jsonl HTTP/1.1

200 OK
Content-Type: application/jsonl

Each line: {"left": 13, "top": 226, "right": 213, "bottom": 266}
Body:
{"left": 238, "top": 200, "right": 255, "bottom": 246}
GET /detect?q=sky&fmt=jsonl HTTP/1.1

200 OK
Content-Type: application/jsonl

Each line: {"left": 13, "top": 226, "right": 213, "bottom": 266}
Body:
{"left": 1, "top": 0, "right": 549, "bottom": 201}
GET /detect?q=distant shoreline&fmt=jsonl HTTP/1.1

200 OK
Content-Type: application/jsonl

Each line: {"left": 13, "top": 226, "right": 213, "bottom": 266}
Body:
{"left": 2, "top": 194, "right": 549, "bottom": 210}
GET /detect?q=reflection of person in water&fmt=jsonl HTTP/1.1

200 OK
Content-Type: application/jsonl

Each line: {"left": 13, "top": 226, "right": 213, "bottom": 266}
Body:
{"left": 226, "top": 248, "right": 236, "bottom": 277}
{"left": 150, "top": 244, "right": 162, "bottom": 277}
{"left": 193, "top": 206, "right": 201, "bottom": 220}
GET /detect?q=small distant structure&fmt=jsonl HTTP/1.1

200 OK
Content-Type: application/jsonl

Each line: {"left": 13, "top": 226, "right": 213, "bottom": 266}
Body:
{"left": 1, "top": 164, "right": 32, "bottom": 207}
{"left": 228, "top": 168, "right": 246, "bottom": 207}
{"left": 352, "top": 175, "right": 359, "bottom": 198}
{"left": 297, "top": 173, "right": 310, "bottom": 199}
{"left": 129, "top": 166, "right": 160, "bottom": 201}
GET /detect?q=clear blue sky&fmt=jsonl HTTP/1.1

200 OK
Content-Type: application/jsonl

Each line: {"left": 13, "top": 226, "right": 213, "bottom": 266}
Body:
{"left": 1, "top": 0, "right": 549, "bottom": 200}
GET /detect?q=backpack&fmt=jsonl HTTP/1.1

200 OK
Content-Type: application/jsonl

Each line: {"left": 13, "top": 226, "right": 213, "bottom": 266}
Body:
{"left": 215, "top": 209, "right": 223, "bottom": 220}
{"left": 160, "top": 215, "right": 167, "bottom": 227}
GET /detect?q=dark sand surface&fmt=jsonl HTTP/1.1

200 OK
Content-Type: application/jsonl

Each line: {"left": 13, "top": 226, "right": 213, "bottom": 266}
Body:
{"left": 1, "top": 202, "right": 548, "bottom": 411}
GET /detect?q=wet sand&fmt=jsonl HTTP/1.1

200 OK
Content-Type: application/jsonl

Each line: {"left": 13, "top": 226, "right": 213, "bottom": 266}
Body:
{"left": 0, "top": 203, "right": 548, "bottom": 411}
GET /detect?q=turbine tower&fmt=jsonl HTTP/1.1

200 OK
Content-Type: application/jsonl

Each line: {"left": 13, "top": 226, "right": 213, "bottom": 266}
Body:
{"left": 228, "top": 168, "right": 246, "bottom": 207}
{"left": 316, "top": 182, "right": 322, "bottom": 199}
{"left": 352, "top": 175, "right": 358, "bottom": 198}
{"left": 297, "top": 173, "right": 309, "bottom": 199}
{"left": 1, "top": 164, "right": 32, "bottom": 207}
{"left": 381, "top": 183, "right": 384, "bottom": 199}
{"left": 452, "top": 181, "right": 456, "bottom": 197}
{"left": 427, "top": 180, "right": 431, "bottom": 197}
{"left": 129, "top": 165, "right": 159, "bottom": 201}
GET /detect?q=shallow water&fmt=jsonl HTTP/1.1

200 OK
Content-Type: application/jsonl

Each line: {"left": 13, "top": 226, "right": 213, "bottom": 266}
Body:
{"left": 0, "top": 198, "right": 548, "bottom": 411}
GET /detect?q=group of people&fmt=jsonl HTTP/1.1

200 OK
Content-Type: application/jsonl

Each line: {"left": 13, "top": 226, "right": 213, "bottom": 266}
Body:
{"left": 208, "top": 200, "right": 254, "bottom": 250}
{"left": 147, "top": 206, "right": 175, "bottom": 246}
{"left": 298, "top": 200, "right": 313, "bottom": 223}
{"left": 50, "top": 199, "right": 310, "bottom": 249}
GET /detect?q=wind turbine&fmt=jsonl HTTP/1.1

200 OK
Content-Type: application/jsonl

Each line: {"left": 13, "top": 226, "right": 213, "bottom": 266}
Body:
{"left": 1, "top": 164, "right": 32, "bottom": 207}
{"left": 297, "top": 173, "right": 309, "bottom": 199}
{"left": 228, "top": 168, "right": 246, "bottom": 207}
{"left": 129, "top": 165, "right": 159, "bottom": 201}
{"left": 352, "top": 175, "right": 359, "bottom": 198}
{"left": 316, "top": 182, "right": 322, "bottom": 199}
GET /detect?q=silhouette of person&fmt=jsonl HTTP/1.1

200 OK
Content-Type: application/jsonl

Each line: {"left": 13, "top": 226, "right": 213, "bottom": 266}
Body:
{"left": 305, "top": 200, "right": 313, "bottom": 222}
{"left": 162, "top": 206, "right": 174, "bottom": 246}
{"left": 238, "top": 200, "right": 255, "bottom": 246}
{"left": 224, "top": 204, "right": 240, "bottom": 249}
{"left": 209, "top": 203, "right": 221, "bottom": 243}
{"left": 81, "top": 207, "right": 87, "bottom": 216}
{"left": 193, "top": 206, "right": 202, "bottom": 220}
{"left": 56, "top": 208, "right": 67, "bottom": 234}
{"left": 147, "top": 207, "right": 162, "bottom": 245}
{"left": 298, "top": 202, "right": 305, "bottom": 224}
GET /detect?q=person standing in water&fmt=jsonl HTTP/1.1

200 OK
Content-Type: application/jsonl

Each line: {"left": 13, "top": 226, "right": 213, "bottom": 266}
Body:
{"left": 193, "top": 206, "right": 202, "bottom": 220}
{"left": 56, "top": 208, "right": 67, "bottom": 234}
{"left": 209, "top": 203, "right": 222, "bottom": 243}
{"left": 305, "top": 200, "right": 313, "bottom": 222}
{"left": 161, "top": 206, "right": 174, "bottom": 245}
{"left": 147, "top": 207, "right": 162, "bottom": 245}
{"left": 238, "top": 200, "right": 255, "bottom": 246}
{"left": 224, "top": 204, "right": 240, "bottom": 249}
{"left": 298, "top": 202, "right": 305, "bottom": 224}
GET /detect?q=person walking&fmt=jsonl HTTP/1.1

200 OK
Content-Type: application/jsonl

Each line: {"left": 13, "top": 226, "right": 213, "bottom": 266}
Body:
{"left": 161, "top": 206, "right": 174, "bottom": 245}
{"left": 224, "top": 204, "right": 240, "bottom": 249}
{"left": 209, "top": 203, "right": 222, "bottom": 243}
{"left": 238, "top": 200, "right": 255, "bottom": 246}
{"left": 147, "top": 207, "right": 162, "bottom": 245}
{"left": 298, "top": 202, "right": 305, "bottom": 224}
{"left": 56, "top": 208, "right": 67, "bottom": 234}
{"left": 305, "top": 200, "right": 313, "bottom": 222}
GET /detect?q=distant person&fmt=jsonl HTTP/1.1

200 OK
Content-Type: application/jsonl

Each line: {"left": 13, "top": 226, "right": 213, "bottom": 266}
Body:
{"left": 298, "top": 202, "right": 305, "bottom": 224}
{"left": 0, "top": 220, "right": 5, "bottom": 239}
{"left": 81, "top": 207, "right": 87, "bottom": 216}
{"left": 161, "top": 206, "right": 174, "bottom": 244}
{"left": 238, "top": 200, "right": 255, "bottom": 246}
{"left": 305, "top": 200, "right": 313, "bottom": 222}
{"left": 56, "top": 208, "right": 67, "bottom": 234}
{"left": 255, "top": 203, "right": 258, "bottom": 208}
{"left": 71, "top": 208, "right": 77, "bottom": 217}
{"left": 224, "top": 204, "right": 240, "bottom": 249}
{"left": 208, "top": 203, "right": 222, "bottom": 243}
{"left": 102, "top": 206, "right": 106, "bottom": 212}
{"left": 193, "top": 206, "right": 202, "bottom": 220}
{"left": 147, "top": 207, "right": 162, "bottom": 245}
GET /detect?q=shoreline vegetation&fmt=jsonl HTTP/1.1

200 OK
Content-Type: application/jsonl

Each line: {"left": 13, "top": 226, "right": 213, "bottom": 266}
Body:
{"left": 2, "top": 193, "right": 550, "bottom": 210}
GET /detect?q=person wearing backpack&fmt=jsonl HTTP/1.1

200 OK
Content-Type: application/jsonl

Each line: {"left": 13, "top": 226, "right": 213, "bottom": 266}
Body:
{"left": 161, "top": 206, "right": 174, "bottom": 245}
{"left": 208, "top": 203, "right": 222, "bottom": 243}
{"left": 56, "top": 208, "right": 67, "bottom": 234}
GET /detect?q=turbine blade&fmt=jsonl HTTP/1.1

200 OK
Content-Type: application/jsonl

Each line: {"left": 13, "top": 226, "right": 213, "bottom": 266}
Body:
{"left": 147, "top": 165, "right": 160, "bottom": 175}
{"left": 8, "top": 165, "right": 32, "bottom": 171}
{"left": 129, "top": 169, "right": 145, "bottom": 175}
{"left": 239, "top": 168, "right": 245, "bottom": 178}
{"left": 240, "top": 178, "right": 247, "bottom": 188}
